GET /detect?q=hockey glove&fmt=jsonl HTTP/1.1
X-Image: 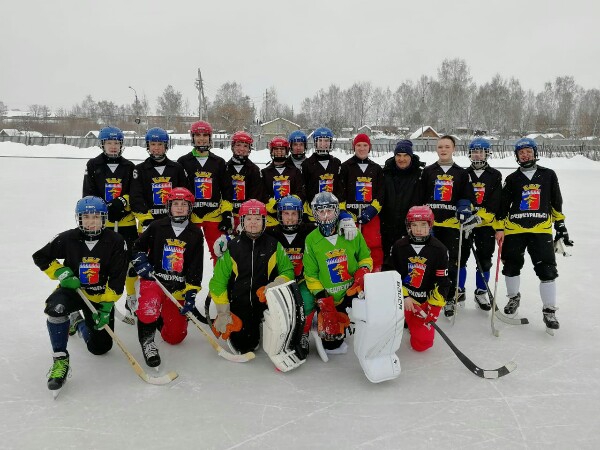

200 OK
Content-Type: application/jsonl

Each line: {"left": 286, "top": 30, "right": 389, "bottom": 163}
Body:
{"left": 462, "top": 215, "right": 482, "bottom": 238}
{"left": 180, "top": 290, "right": 197, "bottom": 315}
{"left": 256, "top": 276, "right": 288, "bottom": 303}
{"left": 212, "top": 303, "right": 242, "bottom": 340}
{"left": 55, "top": 267, "right": 81, "bottom": 290}
{"left": 218, "top": 211, "right": 234, "bottom": 234}
{"left": 213, "top": 234, "right": 231, "bottom": 258}
{"left": 357, "top": 205, "right": 378, "bottom": 225}
{"left": 338, "top": 211, "right": 358, "bottom": 241}
{"left": 455, "top": 199, "right": 473, "bottom": 223}
{"left": 107, "top": 196, "right": 128, "bottom": 223}
{"left": 316, "top": 295, "right": 345, "bottom": 341}
{"left": 554, "top": 220, "right": 573, "bottom": 246}
{"left": 92, "top": 302, "right": 113, "bottom": 330}
{"left": 132, "top": 252, "right": 154, "bottom": 280}
{"left": 346, "top": 267, "right": 370, "bottom": 297}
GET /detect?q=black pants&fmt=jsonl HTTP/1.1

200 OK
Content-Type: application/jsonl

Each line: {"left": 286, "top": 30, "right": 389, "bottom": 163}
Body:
{"left": 432, "top": 226, "right": 465, "bottom": 295}
{"left": 45, "top": 287, "right": 114, "bottom": 355}
{"left": 229, "top": 300, "right": 267, "bottom": 354}
{"left": 462, "top": 226, "right": 496, "bottom": 272}
{"left": 501, "top": 233, "right": 557, "bottom": 281}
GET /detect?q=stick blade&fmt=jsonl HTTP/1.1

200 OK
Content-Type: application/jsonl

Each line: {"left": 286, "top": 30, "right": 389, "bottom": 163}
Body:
{"left": 141, "top": 370, "right": 179, "bottom": 385}
{"left": 217, "top": 349, "right": 256, "bottom": 363}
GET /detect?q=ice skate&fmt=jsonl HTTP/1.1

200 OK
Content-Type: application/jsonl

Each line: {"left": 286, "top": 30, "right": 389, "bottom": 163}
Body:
{"left": 68, "top": 311, "right": 84, "bottom": 337}
{"left": 47, "top": 351, "right": 70, "bottom": 398}
{"left": 444, "top": 299, "right": 456, "bottom": 318}
{"left": 141, "top": 338, "right": 161, "bottom": 368}
{"left": 456, "top": 288, "right": 466, "bottom": 307}
{"left": 543, "top": 307, "right": 559, "bottom": 335}
{"left": 474, "top": 289, "right": 491, "bottom": 311}
{"left": 504, "top": 293, "right": 521, "bottom": 315}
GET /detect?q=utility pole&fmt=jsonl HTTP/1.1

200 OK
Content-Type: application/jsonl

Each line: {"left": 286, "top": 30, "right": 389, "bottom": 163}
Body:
{"left": 195, "top": 68, "right": 206, "bottom": 120}
{"left": 264, "top": 89, "right": 268, "bottom": 122}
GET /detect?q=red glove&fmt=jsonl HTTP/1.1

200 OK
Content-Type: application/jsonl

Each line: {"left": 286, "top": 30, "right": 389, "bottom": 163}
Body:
{"left": 346, "top": 267, "right": 370, "bottom": 296}
{"left": 416, "top": 303, "right": 441, "bottom": 325}
{"left": 317, "top": 296, "right": 346, "bottom": 340}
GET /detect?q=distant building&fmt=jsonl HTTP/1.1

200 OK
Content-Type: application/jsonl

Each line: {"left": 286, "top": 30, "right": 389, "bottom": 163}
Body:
{"left": 410, "top": 126, "right": 440, "bottom": 139}
{"left": 0, "top": 129, "right": 22, "bottom": 137}
{"left": 260, "top": 118, "right": 301, "bottom": 140}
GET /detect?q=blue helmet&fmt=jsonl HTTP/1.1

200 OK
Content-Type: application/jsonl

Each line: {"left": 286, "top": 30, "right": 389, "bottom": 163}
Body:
{"left": 514, "top": 138, "right": 538, "bottom": 168}
{"left": 311, "top": 191, "right": 339, "bottom": 237}
{"left": 99, "top": 126, "right": 124, "bottom": 159}
{"left": 145, "top": 127, "right": 169, "bottom": 159}
{"left": 288, "top": 130, "right": 308, "bottom": 160}
{"left": 277, "top": 195, "right": 303, "bottom": 232}
{"left": 468, "top": 138, "right": 491, "bottom": 169}
{"left": 313, "top": 127, "right": 334, "bottom": 154}
{"left": 75, "top": 196, "right": 107, "bottom": 237}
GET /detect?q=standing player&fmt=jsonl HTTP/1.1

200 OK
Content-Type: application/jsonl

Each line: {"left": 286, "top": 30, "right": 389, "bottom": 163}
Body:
{"left": 303, "top": 192, "right": 373, "bottom": 355}
{"left": 287, "top": 130, "right": 308, "bottom": 171}
{"left": 177, "top": 121, "right": 232, "bottom": 263}
{"left": 32, "top": 196, "right": 127, "bottom": 394}
{"left": 131, "top": 188, "right": 204, "bottom": 367}
{"left": 261, "top": 136, "right": 305, "bottom": 227}
{"left": 82, "top": 126, "right": 137, "bottom": 319}
{"left": 417, "top": 135, "right": 483, "bottom": 317}
{"left": 457, "top": 138, "right": 502, "bottom": 311}
{"left": 130, "top": 127, "right": 188, "bottom": 233}
{"left": 340, "top": 134, "right": 384, "bottom": 271}
{"left": 496, "top": 138, "right": 572, "bottom": 331}
{"left": 383, "top": 206, "right": 449, "bottom": 351}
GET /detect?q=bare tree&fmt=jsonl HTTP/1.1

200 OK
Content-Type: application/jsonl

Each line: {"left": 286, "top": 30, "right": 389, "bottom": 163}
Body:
{"left": 208, "top": 82, "right": 255, "bottom": 132}
{"left": 157, "top": 85, "right": 185, "bottom": 125}
{"left": 0, "top": 100, "right": 7, "bottom": 117}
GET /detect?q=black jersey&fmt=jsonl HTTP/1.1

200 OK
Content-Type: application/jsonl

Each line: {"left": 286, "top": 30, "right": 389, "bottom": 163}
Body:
{"left": 499, "top": 166, "right": 565, "bottom": 235}
{"left": 32, "top": 228, "right": 127, "bottom": 303}
{"left": 301, "top": 154, "right": 344, "bottom": 217}
{"left": 177, "top": 151, "right": 232, "bottom": 222}
{"left": 130, "top": 157, "right": 188, "bottom": 223}
{"left": 132, "top": 217, "right": 204, "bottom": 297}
{"left": 267, "top": 224, "right": 312, "bottom": 279}
{"left": 340, "top": 155, "right": 384, "bottom": 218}
{"left": 467, "top": 165, "right": 502, "bottom": 226}
{"left": 224, "top": 159, "right": 263, "bottom": 214}
{"left": 385, "top": 236, "right": 449, "bottom": 307}
{"left": 261, "top": 163, "right": 305, "bottom": 226}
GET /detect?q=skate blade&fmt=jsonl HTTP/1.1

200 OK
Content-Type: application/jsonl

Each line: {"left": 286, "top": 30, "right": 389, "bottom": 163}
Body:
{"left": 546, "top": 327, "right": 555, "bottom": 336}
{"left": 52, "top": 389, "right": 62, "bottom": 400}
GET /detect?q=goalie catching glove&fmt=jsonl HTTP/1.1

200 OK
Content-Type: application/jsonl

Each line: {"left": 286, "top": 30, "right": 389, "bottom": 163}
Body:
{"left": 316, "top": 293, "right": 350, "bottom": 341}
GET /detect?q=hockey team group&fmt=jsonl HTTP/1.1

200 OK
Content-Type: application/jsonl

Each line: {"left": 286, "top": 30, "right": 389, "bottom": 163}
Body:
{"left": 32, "top": 121, "right": 574, "bottom": 394}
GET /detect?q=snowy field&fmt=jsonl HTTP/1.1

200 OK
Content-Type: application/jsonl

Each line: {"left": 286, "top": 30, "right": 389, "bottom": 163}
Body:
{"left": 1, "top": 142, "right": 599, "bottom": 450}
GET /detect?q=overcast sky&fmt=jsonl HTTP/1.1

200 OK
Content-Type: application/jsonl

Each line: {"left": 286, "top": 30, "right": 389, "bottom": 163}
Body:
{"left": 1, "top": 0, "right": 598, "bottom": 114}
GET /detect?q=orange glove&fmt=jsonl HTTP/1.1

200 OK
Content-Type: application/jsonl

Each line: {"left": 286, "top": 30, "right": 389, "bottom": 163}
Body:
{"left": 316, "top": 296, "right": 349, "bottom": 341}
{"left": 211, "top": 303, "right": 243, "bottom": 340}
{"left": 346, "top": 267, "right": 370, "bottom": 296}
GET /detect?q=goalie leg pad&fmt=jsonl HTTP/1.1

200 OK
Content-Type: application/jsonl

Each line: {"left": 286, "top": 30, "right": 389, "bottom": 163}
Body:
{"left": 262, "top": 281, "right": 306, "bottom": 372}
{"left": 351, "top": 271, "right": 404, "bottom": 383}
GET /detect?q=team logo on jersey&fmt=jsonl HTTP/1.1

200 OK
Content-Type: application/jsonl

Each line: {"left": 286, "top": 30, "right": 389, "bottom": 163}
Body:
{"left": 355, "top": 177, "right": 373, "bottom": 202}
{"left": 232, "top": 174, "right": 246, "bottom": 201}
{"left": 286, "top": 248, "right": 304, "bottom": 277}
{"left": 104, "top": 178, "right": 123, "bottom": 202}
{"left": 318, "top": 174, "right": 334, "bottom": 193}
{"left": 194, "top": 171, "right": 213, "bottom": 200}
{"left": 325, "top": 249, "right": 351, "bottom": 283}
{"left": 273, "top": 176, "right": 291, "bottom": 200}
{"left": 152, "top": 177, "right": 172, "bottom": 205}
{"left": 162, "top": 239, "right": 186, "bottom": 273}
{"left": 520, "top": 184, "right": 541, "bottom": 211}
{"left": 434, "top": 175, "right": 453, "bottom": 202}
{"left": 79, "top": 257, "right": 100, "bottom": 285}
{"left": 404, "top": 256, "right": 426, "bottom": 289}
{"left": 472, "top": 182, "right": 486, "bottom": 205}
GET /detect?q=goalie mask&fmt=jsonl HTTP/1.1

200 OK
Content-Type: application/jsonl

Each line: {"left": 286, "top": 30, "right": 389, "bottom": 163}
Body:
{"left": 311, "top": 191, "right": 340, "bottom": 237}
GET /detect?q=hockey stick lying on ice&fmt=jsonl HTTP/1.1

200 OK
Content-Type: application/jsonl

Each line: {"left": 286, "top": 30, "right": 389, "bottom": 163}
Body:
{"left": 76, "top": 289, "right": 178, "bottom": 385}
{"left": 153, "top": 278, "right": 255, "bottom": 363}
{"left": 417, "top": 308, "right": 516, "bottom": 378}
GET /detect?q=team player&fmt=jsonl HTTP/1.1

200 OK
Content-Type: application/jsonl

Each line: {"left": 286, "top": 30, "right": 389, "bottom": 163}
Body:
{"left": 340, "top": 134, "right": 384, "bottom": 271}
{"left": 496, "top": 138, "right": 573, "bottom": 330}
{"left": 209, "top": 200, "right": 295, "bottom": 354}
{"left": 383, "top": 206, "right": 449, "bottom": 351}
{"left": 457, "top": 138, "right": 502, "bottom": 311}
{"left": 130, "top": 128, "right": 188, "bottom": 233}
{"left": 417, "top": 135, "right": 485, "bottom": 317}
{"left": 33, "top": 196, "right": 127, "bottom": 393}
{"left": 177, "top": 121, "right": 232, "bottom": 263}
{"left": 82, "top": 126, "right": 137, "bottom": 319}
{"left": 287, "top": 130, "right": 308, "bottom": 171}
{"left": 131, "top": 188, "right": 204, "bottom": 367}
{"left": 303, "top": 192, "right": 373, "bottom": 355}
{"left": 261, "top": 136, "right": 305, "bottom": 227}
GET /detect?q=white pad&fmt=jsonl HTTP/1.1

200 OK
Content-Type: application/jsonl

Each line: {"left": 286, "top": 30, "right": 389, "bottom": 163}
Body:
{"left": 263, "top": 281, "right": 306, "bottom": 372}
{"left": 351, "top": 271, "right": 404, "bottom": 383}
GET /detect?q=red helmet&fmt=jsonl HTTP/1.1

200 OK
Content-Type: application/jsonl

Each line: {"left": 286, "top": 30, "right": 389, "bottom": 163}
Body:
{"left": 190, "top": 121, "right": 213, "bottom": 136}
{"left": 406, "top": 205, "right": 434, "bottom": 228}
{"left": 268, "top": 136, "right": 290, "bottom": 151}
{"left": 239, "top": 199, "right": 267, "bottom": 217}
{"left": 231, "top": 130, "right": 253, "bottom": 146}
{"left": 166, "top": 187, "right": 194, "bottom": 223}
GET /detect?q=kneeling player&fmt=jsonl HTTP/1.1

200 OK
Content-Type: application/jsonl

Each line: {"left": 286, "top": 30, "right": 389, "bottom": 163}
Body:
{"left": 32, "top": 196, "right": 127, "bottom": 395}
{"left": 384, "top": 206, "right": 449, "bottom": 352}
{"left": 131, "top": 188, "right": 204, "bottom": 367}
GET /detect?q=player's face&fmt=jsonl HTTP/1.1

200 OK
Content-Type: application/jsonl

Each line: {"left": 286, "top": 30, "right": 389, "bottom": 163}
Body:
{"left": 315, "top": 207, "right": 336, "bottom": 223}
{"left": 243, "top": 214, "right": 263, "bottom": 234}
{"left": 410, "top": 220, "right": 430, "bottom": 237}
{"left": 395, "top": 152, "right": 412, "bottom": 169}
{"left": 170, "top": 199, "right": 189, "bottom": 217}
{"left": 291, "top": 142, "right": 305, "bottom": 155}
{"left": 148, "top": 141, "right": 167, "bottom": 157}
{"left": 281, "top": 210, "right": 299, "bottom": 226}
{"left": 82, "top": 213, "right": 103, "bottom": 232}
{"left": 470, "top": 149, "right": 486, "bottom": 161}
{"left": 315, "top": 137, "right": 331, "bottom": 151}
{"left": 193, "top": 133, "right": 211, "bottom": 147}
{"left": 436, "top": 138, "right": 455, "bottom": 163}
{"left": 233, "top": 142, "right": 250, "bottom": 157}
{"left": 103, "top": 140, "right": 121, "bottom": 157}
{"left": 271, "top": 147, "right": 288, "bottom": 160}
{"left": 354, "top": 142, "right": 370, "bottom": 160}
{"left": 517, "top": 147, "right": 535, "bottom": 162}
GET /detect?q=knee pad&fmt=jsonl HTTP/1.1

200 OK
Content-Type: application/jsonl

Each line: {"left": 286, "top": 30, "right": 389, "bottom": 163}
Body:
{"left": 534, "top": 263, "right": 558, "bottom": 281}
{"left": 410, "top": 336, "right": 433, "bottom": 352}
{"left": 479, "top": 259, "right": 493, "bottom": 273}
{"left": 501, "top": 264, "right": 521, "bottom": 278}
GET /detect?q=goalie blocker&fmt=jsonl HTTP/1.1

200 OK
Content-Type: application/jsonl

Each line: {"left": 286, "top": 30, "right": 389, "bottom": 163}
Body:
{"left": 263, "top": 280, "right": 307, "bottom": 372}
{"left": 351, "top": 271, "right": 404, "bottom": 383}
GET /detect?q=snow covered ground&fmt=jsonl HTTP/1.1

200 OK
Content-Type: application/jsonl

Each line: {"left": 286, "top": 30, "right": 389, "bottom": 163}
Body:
{"left": 1, "top": 142, "right": 599, "bottom": 449}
